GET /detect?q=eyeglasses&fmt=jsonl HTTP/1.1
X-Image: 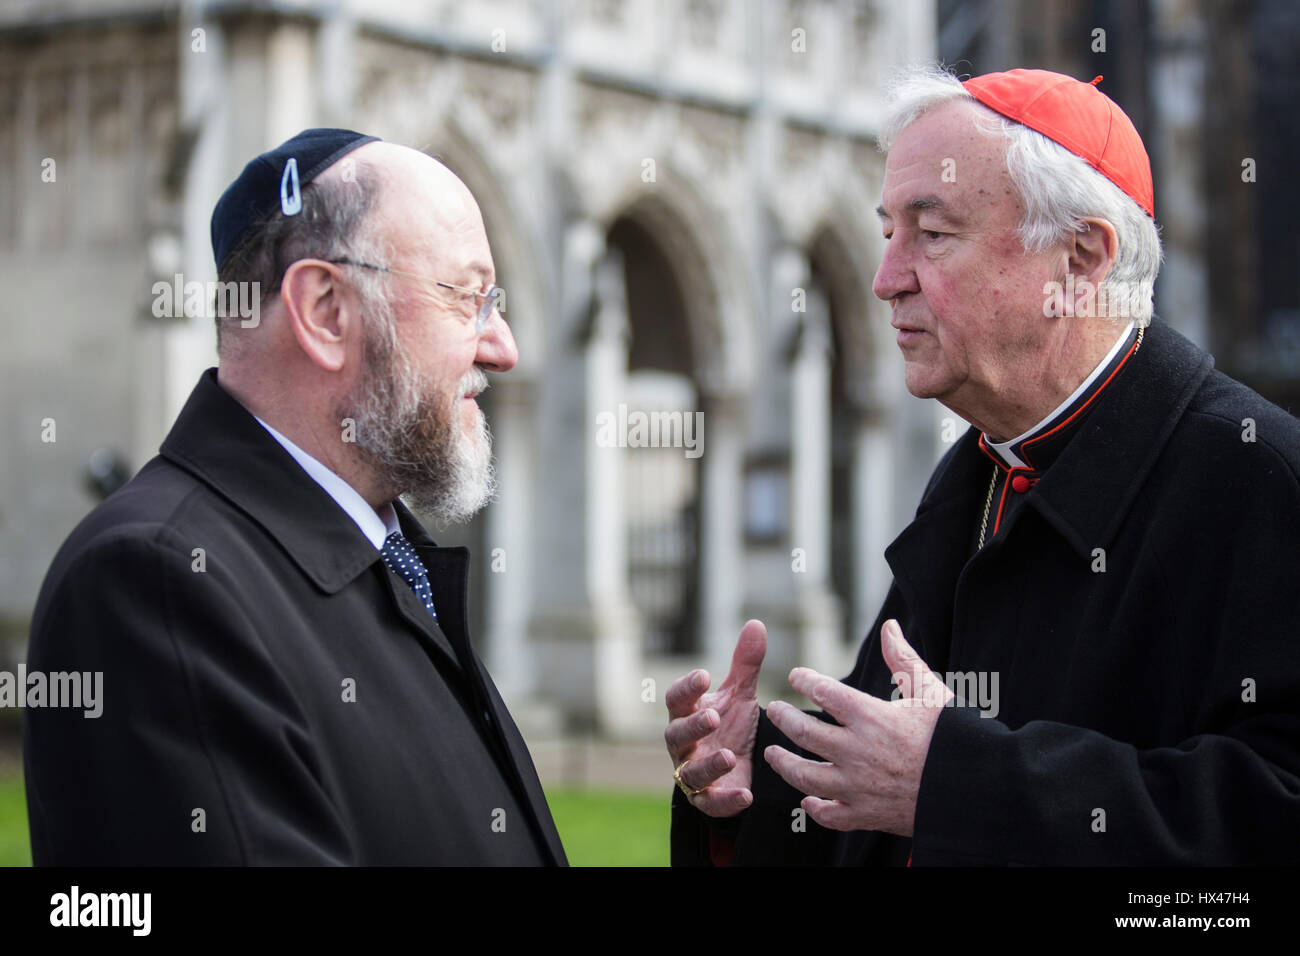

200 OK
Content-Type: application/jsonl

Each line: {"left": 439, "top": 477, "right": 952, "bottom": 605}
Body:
{"left": 326, "top": 257, "right": 502, "bottom": 334}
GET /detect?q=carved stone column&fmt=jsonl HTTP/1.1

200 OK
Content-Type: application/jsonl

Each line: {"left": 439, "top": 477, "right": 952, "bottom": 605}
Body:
{"left": 167, "top": 6, "right": 229, "bottom": 422}
{"left": 787, "top": 259, "right": 843, "bottom": 677}
{"left": 483, "top": 376, "right": 538, "bottom": 701}
{"left": 530, "top": 224, "right": 643, "bottom": 736}
{"left": 849, "top": 404, "right": 894, "bottom": 647}
{"left": 695, "top": 390, "right": 746, "bottom": 677}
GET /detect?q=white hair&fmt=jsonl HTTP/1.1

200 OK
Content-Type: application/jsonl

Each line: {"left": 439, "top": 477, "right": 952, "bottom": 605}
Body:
{"left": 878, "top": 64, "right": 1163, "bottom": 323}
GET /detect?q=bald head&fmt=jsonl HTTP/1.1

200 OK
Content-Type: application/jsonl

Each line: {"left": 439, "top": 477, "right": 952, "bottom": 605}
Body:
{"left": 346, "top": 142, "right": 492, "bottom": 290}
{"left": 351, "top": 141, "right": 478, "bottom": 219}
{"left": 216, "top": 141, "right": 485, "bottom": 358}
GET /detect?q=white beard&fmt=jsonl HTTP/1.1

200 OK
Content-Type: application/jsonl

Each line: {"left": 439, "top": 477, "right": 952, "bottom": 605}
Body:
{"left": 341, "top": 307, "right": 497, "bottom": 525}
{"left": 401, "top": 370, "right": 496, "bottom": 525}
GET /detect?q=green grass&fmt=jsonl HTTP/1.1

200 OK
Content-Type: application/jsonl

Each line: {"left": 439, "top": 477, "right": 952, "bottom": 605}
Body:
{"left": 0, "top": 772, "right": 31, "bottom": 867}
{"left": 544, "top": 788, "right": 670, "bottom": 867}
{"left": 0, "top": 773, "right": 666, "bottom": 867}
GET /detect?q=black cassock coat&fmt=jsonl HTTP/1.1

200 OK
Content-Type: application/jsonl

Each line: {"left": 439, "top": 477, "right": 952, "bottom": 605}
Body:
{"left": 24, "top": 369, "right": 566, "bottom": 865}
{"left": 673, "top": 319, "right": 1300, "bottom": 865}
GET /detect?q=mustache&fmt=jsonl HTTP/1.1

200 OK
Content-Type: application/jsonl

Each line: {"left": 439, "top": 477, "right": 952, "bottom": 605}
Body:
{"left": 458, "top": 367, "right": 490, "bottom": 398}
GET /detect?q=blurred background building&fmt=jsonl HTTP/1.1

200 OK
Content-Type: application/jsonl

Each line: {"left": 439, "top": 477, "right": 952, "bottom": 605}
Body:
{"left": 0, "top": 0, "right": 1295, "bottom": 758}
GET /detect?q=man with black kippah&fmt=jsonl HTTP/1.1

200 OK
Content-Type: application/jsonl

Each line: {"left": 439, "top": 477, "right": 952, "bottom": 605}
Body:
{"left": 24, "top": 129, "right": 567, "bottom": 865}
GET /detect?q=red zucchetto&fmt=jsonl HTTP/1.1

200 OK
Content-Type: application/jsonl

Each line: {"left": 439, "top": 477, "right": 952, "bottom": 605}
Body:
{"left": 963, "top": 69, "right": 1155, "bottom": 218}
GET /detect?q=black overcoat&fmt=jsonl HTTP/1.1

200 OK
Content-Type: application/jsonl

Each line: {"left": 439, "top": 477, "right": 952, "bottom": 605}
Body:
{"left": 24, "top": 369, "right": 567, "bottom": 865}
{"left": 673, "top": 320, "right": 1300, "bottom": 865}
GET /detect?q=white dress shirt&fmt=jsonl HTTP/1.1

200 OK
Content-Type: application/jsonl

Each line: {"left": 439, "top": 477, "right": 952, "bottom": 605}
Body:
{"left": 254, "top": 416, "right": 400, "bottom": 549}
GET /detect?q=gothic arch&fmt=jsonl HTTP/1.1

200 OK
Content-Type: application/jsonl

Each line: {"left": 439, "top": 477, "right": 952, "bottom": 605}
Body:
{"left": 582, "top": 163, "right": 758, "bottom": 399}
{"left": 800, "top": 200, "right": 900, "bottom": 414}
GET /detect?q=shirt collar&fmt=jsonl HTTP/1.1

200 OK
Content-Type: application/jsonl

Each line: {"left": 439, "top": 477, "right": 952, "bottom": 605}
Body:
{"left": 981, "top": 320, "right": 1137, "bottom": 471}
{"left": 253, "top": 416, "right": 400, "bottom": 550}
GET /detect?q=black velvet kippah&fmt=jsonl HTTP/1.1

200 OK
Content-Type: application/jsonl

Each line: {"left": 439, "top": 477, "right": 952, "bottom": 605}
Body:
{"left": 210, "top": 128, "right": 380, "bottom": 271}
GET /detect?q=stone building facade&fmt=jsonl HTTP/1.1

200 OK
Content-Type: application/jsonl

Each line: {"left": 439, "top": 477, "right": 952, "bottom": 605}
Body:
{"left": 0, "top": 0, "right": 950, "bottom": 737}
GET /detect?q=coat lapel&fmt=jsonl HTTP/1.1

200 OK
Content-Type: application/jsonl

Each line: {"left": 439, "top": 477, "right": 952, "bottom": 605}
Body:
{"left": 378, "top": 562, "right": 463, "bottom": 670}
{"left": 884, "top": 431, "right": 988, "bottom": 671}
{"left": 398, "top": 502, "right": 567, "bottom": 865}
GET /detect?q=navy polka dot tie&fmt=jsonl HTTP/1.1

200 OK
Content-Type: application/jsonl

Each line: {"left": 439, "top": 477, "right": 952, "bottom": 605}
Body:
{"left": 381, "top": 531, "right": 437, "bottom": 621}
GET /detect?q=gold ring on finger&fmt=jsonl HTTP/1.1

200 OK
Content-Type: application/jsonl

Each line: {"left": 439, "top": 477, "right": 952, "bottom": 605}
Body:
{"left": 673, "top": 760, "right": 704, "bottom": 797}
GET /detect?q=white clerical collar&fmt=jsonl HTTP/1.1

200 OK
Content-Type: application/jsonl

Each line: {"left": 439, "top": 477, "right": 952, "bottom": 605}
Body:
{"left": 254, "top": 416, "right": 400, "bottom": 549}
{"left": 986, "top": 321, "right": 1136, "bottom": 469}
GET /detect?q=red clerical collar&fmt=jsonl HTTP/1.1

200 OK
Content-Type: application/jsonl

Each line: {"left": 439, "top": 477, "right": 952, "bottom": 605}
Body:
{"left": 980, "top": 322, "right": 1141, "bottom": 474}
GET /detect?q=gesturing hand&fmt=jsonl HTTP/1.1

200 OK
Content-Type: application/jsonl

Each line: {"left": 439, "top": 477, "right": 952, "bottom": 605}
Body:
{"left": 663, "top": 620, "right": 767, "bottom": 817}
{"left": 763, "top": 619, "right": 952, "bottom": 836}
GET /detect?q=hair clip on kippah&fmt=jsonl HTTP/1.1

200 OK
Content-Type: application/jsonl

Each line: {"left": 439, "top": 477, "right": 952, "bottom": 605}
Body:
{"left": 281, "top": 157, "right": 302, "bottom": 216}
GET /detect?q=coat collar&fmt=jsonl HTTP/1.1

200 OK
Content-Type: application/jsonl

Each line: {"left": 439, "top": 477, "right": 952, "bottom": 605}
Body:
{"left": 978, "top": 321, "right": 1140, "bottom": 474}
{"left": 1025, "top": 320, "right": 1213, "bottom": 558}
{"left": 884, "top": 321, "right": 1214, "bottom": 664}
{"left": 160, "top": 367, "right": 412, "bottom": 594}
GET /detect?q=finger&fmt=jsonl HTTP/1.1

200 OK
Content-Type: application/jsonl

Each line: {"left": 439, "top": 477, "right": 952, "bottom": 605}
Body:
{"left": 762, "top": 744, "right": 843, "bottom": 800}
{"left": 880, "top": 619, "right": 950, "bottom": 705}
{"left": 717, "top": 620, "right": 766, "bottom": 700}
{"left": 766, "top": 700, "right": 840, "bottom": 761}
{"left": 880, "top": 619, "right": 921, "bottom": 699}
{"left": 692, "top": 787, "right": 753, "bottom": 818}
{"left": 786, "top": 667, "right": 866, "bottom": 726}
{"left": 678, "top": 748, "right": 737, "bottom": 792}
{"left": 665, "top": 669, "right": 710, "bottom": 719}
{"left": 801, "top": 795, "right": 857, "bottom": 832}
{"left": 664, "top": 707, "right": 719, "bottom": 760}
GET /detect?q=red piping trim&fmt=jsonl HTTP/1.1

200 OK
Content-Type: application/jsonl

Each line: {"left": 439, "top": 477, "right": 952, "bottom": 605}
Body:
{"left": 1019, "top": 332, "right": 1141, "bottom": 470}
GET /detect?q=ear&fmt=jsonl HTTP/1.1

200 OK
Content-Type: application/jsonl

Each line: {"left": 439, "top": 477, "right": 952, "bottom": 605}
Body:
{"left": 280, "top": 259, "right": 355, "bottom": 373}
{"left": 1065, "top": 217, "right": 1119, "bottom": 318}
